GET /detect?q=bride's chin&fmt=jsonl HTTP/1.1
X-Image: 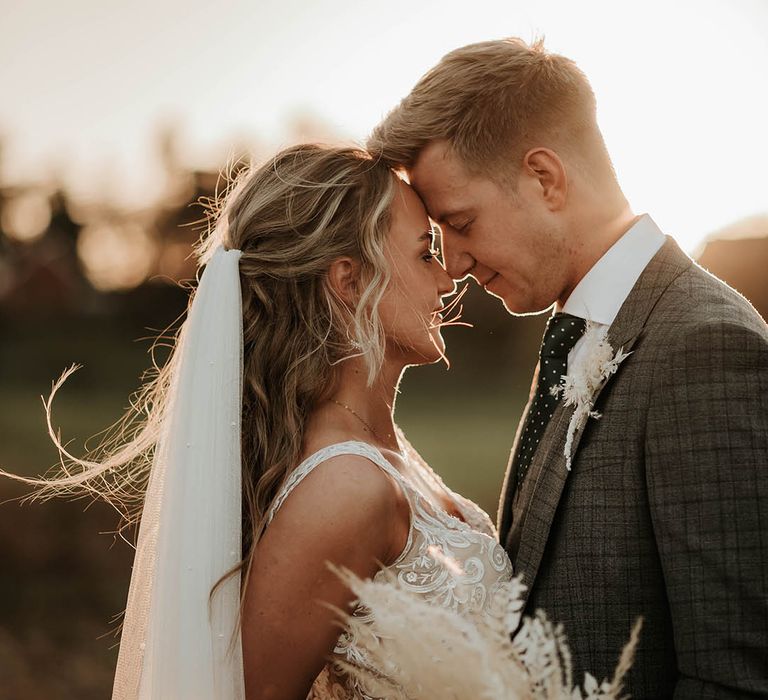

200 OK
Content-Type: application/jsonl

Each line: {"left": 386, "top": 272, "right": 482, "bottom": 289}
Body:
{"left": 416, "top": 335, "right": 447, "bottom": 365}
{"left": 385, "top": 331, "right": 447, "bottom": 366}
{"left": 407, "top": 352, "right": 445, "bottom": 367}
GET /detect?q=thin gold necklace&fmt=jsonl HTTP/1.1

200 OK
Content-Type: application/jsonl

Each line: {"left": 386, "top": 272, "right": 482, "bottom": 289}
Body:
{"left": 330, "top": 399, "right": 393, "bottom": 445}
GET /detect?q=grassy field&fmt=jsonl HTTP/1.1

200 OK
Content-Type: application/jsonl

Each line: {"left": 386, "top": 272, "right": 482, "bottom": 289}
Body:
{"left": 0, "top": 315, "right": 534, "bottom": 698}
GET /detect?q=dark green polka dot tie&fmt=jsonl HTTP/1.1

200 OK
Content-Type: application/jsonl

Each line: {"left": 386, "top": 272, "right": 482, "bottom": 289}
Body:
{"left": 513, "top": 312, "right": 587, "bottom": 488}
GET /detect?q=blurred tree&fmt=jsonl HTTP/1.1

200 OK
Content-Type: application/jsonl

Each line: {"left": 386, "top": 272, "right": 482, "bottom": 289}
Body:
{"left": 0, "top": 187, "right": 94, "bottom": 316}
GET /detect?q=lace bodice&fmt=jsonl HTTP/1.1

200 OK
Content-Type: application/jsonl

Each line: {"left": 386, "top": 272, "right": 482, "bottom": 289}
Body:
{"left": 265, "top": 438, "right": 514, "bottom": 700}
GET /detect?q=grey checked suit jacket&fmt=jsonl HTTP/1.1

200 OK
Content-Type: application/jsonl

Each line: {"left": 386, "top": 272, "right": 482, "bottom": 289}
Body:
{"left": 498, "top": 237, "right": 768, "bottom": 699}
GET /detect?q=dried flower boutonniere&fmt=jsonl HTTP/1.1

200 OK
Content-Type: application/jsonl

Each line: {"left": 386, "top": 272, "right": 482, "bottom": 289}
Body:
{"left": 550, "top": 321, "right": 632, "bottom": 469}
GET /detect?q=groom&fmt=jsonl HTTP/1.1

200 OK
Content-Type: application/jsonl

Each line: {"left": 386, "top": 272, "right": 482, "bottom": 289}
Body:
{"left": 369, "top": 39, "right": 768, "bottom": 698}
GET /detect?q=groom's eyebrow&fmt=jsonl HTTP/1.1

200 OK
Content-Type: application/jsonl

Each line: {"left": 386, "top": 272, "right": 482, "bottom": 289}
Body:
{"left": 434, "top": 208, "right": 466, "bottom": 224}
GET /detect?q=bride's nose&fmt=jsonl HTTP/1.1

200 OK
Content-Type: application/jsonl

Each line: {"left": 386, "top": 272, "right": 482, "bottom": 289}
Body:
{"left": 436, "top": 263, "right": 457, "bottom": 297}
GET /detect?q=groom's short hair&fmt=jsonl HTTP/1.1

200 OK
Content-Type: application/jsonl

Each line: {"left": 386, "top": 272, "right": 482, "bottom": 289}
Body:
{"left": 368, "top": 37, "right": 614, "bottom": 183}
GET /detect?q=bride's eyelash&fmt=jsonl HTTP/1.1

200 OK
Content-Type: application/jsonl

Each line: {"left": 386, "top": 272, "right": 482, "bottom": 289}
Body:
{"left": 423, "top": 248, "right": 441, "bottom": 262}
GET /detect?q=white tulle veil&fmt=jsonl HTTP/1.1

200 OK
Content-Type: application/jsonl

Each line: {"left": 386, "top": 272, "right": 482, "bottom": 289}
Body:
{"left": 112, "top": 246, "right": 246, "bottom": 699}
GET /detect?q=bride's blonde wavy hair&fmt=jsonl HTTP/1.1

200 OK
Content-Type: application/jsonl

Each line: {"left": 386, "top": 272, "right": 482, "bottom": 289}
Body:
{"left": 3, "top": 143, "right": 398, "bottom": 577}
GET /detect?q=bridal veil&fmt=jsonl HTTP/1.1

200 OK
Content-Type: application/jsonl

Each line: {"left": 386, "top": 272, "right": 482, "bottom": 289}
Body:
{"left": 112, "top": 246, "right": 246, "bottom": 699}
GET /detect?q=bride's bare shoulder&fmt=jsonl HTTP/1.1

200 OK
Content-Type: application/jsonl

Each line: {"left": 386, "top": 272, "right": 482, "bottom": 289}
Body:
{"left": 261, "top": 451, "right": 410, "bottom": 567}
{"left": 242, "top": 451, "right": 411, "bottom": 697}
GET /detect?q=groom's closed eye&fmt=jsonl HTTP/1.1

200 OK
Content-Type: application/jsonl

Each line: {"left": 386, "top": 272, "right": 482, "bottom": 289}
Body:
{"left": 449, "top": 218, "right": 473, "bottom": 234}
{"left": 434, "top": 207, "right": 468, "bottom": 226}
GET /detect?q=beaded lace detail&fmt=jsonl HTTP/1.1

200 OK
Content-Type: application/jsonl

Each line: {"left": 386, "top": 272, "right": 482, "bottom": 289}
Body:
{"left": 265, "top": 438, "right": 514, "bottom": 700}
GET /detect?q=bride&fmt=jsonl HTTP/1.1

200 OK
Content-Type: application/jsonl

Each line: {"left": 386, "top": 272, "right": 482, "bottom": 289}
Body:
{"left": 10, "top": 144, "right": 517, "bottom": 699}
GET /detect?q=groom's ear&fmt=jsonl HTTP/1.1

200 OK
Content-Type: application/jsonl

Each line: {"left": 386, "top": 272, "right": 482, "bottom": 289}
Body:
{"left": 327, "top": 256, "right": 362, "bottom": 307}
{"left": 521, "top": 148, "right": 567, "bottom": 210}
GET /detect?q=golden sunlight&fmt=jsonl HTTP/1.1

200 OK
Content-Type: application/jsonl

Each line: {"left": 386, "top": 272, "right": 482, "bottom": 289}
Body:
{"left": 1, "top": 191, "right": 51, "bottom": 243}
{"left": 76, "top": 222, "right": 156, "bottom": 292}
{"left": 1, "top": 0, "right": 765, "bottom": 256}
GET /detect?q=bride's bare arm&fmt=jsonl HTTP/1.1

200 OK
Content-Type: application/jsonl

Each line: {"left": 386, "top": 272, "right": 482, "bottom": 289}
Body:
{"left": 241, "top": 454, "right": 410, "bottom": 700}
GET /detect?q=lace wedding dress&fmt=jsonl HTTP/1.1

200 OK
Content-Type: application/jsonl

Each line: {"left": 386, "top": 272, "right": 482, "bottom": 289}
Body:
{"left": 264, "top": 433, "right": 514, "bottom": 700}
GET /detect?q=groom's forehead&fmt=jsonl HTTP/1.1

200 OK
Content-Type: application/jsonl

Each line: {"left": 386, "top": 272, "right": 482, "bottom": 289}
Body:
{"left": 412, "top": 141, "right": 466, "bottom": 185}
{"left": 410, "top": 145, "right": 470, "bottom": 219}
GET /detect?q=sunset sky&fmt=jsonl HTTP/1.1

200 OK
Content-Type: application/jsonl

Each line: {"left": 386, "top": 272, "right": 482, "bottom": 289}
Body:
{"left": 1, "top": 0, "right": 767, "bottom": 253}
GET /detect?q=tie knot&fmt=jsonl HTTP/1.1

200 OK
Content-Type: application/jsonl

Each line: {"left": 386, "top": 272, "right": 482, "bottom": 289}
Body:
{"left": 540, "top": 313, "right": 587, "bottom": 359}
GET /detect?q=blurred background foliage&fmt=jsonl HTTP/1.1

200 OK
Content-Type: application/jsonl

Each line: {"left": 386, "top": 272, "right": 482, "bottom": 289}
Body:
{"left": 0, "top": 120, "right": 766, "bottom": 698}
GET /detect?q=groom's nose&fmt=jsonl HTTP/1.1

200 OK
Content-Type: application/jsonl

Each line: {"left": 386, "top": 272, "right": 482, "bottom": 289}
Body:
{"left": 441, "top": 231, "right": 475, "bottom": 281}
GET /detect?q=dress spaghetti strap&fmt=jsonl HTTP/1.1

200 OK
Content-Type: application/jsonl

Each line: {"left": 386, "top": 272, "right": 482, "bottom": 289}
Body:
{"left": 265, "top": 440, "right": 409, "bottom": 527}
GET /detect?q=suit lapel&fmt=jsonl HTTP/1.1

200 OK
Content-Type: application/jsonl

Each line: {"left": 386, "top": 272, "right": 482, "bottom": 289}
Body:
{"left": 512, "top": 236, "right": 693, "bottom": 605}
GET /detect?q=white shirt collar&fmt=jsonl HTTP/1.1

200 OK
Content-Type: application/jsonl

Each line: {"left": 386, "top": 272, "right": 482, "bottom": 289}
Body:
{"left": 560, "top": 214, "right": 666, "bottom": 326}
